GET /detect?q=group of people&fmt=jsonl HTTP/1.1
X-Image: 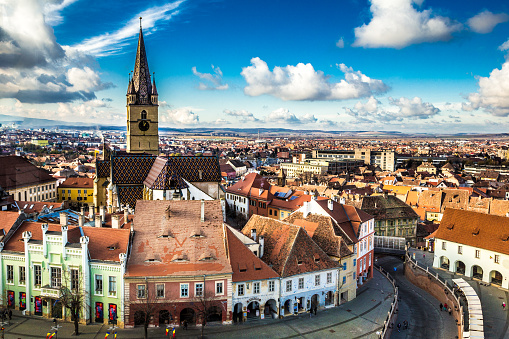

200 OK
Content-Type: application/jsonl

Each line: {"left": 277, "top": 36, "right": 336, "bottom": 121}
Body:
{"left": 0, "top": 309, "right": 12, "bottom": 323}
{"left": 396, "top": 320, "right": 409, "bottom": 332}
{"left": 439, "top": 302, "right": 452, "bottom": 315}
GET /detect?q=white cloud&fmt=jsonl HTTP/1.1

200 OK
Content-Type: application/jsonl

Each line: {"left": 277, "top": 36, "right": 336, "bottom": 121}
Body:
{"left": 389, "top": 96, "right": 440, "bottom": 119}
{"left": 353, "top": 0, "right": 461, "bottom": 48}
{"left": 463, "top": 61, "right": 509, "bottom": 116}
{"left": 44, "top": 0, "right": 80, "bottom": 26}
{"left": 241, "top": 57, "right": 388, "bottom": 101}
{"left": 74, "top": 1, "right": 185, "bottom": 57}
{"left": 266, "top": 108, "right": 317, "bottom": 124}
{"left": 499, "top": 39, "right": 509, "bottom": 51}
{"left": 336, "top": 37, "right": 345, "bottom": 48}
{"left": 192, "top": 65, "right": 229, "bottom": 90}
{"left": 161, "top": 107, "right": 200, "bottom": 125}
{"left": 467, "top": 10, "right": 509, "bottom": 34}
{"left": 223, "top": 109, "right": 260, "bottom": 122}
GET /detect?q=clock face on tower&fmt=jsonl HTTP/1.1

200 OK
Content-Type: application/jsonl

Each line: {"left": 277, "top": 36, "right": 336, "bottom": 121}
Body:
{"left": 139, "top": 120, "right": 150, "bottom": 131}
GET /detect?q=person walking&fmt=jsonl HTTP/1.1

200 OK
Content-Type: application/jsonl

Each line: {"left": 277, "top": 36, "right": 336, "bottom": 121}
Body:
{"left": 440, "top": 303, "right": 443, "bottom": 311}
{"left": 397, "top": 323, "right": 402, "bottom": 332}
{"left": 403, "top": 320, "right": 408, "bottom": 329}
{"left": 183, "top": 320, "right": 188, "bottom": 330}
{"left": 503, "top": 302, "right": 506, "bottom": 310}
{"left": 448, "top": 307, "right": 452, "bottom": 315}
{"left": 444, "top": 302, "right": 448, "bottom": 311}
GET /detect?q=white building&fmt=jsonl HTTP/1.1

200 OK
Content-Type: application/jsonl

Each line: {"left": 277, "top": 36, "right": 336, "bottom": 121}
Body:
{"left": 433, "top": 208, "right": 509, "bottom": 289}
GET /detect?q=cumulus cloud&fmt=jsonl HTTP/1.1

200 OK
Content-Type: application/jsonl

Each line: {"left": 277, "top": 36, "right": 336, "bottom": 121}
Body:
{"left": 74, "top": 1, "right": 185, "bottom": 57}
{"left": 223, "top": 109, "right": 260, "bottom": 122}
{"left": 266, "top": 108, "right": 317, "bottom": 124}
{"left": 353, "top": 0, "right": 461, "bottom": 48}
{"left": 345, "top": 96, "right": 439, "bottom": 124}
{"left": 161, "top": 107, "right": 200, "bottom": 125}
{"left": 463, "top": 61, "right": 509, "bottom": 116}
{"left": 241, "top": 57, "right": 389, "bottom": 101}
{"left": 192, "top": 65, "right": 229, "bottom": 90}
{"left": 467, "top": 10, "right": 509, "bottom": 34}
{"left": 336, "top": 37, "right": 345, "bottom": 48}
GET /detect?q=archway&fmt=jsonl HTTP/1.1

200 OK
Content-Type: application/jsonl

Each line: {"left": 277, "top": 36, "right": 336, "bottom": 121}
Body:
{"left": 264, "top": 299, "right": 277, "bottom": 319}
{"left": 284, "top": 299, "right": 292, "bottom": 315}
{"left": 233, "top": 303, "right": 243, "bottom": 323}
{"left": 180, "top": 308, "right": 195, "bottom": 324}
{"left": 311, "top": 294, "right": 319, "bottom": 309}
{"left": 455, "top": 261, "right": 465, "bottom": 275}
{"left": 159, "top": 310, "right": 170, "bottom": 326}
{"left": 491, "top": 270, "right": 503, "bottom": 286}
{"left": 298, "top": 297, "right": 305, "bottom": 311}
{"left": 440, "top": 256, "right": 450, "bottom": 270}
{"left": 247, "top": 301, "right": 260, "bottom": 318}
{"left": 206, "top": 306, "right": 222, "bottom": 322}
{"left": 134, "top": 310, "right": 145, "bottom": 326}
{"left": 325, "top": 291, "right": 334, "bottom": 306}
{"left": 472, "top": 265, "right": 483, "bottom": 280}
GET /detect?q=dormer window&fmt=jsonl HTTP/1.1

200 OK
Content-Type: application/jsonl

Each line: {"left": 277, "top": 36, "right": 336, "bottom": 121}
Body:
{"left": 313, "top": 254, "right": 320, "bottom": 263}
{"left": 297, "top": 259, "right": 303, "bottom": 265}
{"left": 171, "top": 253, "right": 188, "bottom": 262}
{"left": 145, "top": 258, "right": 160, "bottom": 263}
{"left": 199, "top": 253, "right": 215, "bottom": 261}
{"left": 190, "top": 230, "right": 204, "bottom": 238}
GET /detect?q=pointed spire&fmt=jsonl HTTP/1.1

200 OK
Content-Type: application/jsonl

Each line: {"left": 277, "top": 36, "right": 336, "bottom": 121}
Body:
{"left": 131, "top": 19, "right": 152, "bottom": 103}
{"left": 151, "top": 72, "right": 158, "bottom": 95}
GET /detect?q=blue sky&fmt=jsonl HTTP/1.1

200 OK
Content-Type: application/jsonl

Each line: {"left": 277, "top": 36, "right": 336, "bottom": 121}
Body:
{"left": 1, "top": 0, "right": 509, "bottom": 134}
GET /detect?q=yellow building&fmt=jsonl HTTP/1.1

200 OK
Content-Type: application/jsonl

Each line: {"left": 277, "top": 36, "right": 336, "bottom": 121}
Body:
{"left": 58, "top": 177, "right": 94, "bottom": 207}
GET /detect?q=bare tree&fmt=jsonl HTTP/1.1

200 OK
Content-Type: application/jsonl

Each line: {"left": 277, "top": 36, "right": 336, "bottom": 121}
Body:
{"left": 192, "top": 290, "right": 223, "bottom": 338}
{"left": 59, "top": 268, "right": 88, "bottom": 336}
{"left": 131, "top": 281, "right": 157, "bottom": 339}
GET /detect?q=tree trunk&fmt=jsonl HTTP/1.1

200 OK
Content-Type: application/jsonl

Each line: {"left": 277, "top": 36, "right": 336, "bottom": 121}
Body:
{"left": 144, "top": 323, "right": 148, "bottom": 339}
{"left": 73, "top": 309, "right": 79, "bottom": 335}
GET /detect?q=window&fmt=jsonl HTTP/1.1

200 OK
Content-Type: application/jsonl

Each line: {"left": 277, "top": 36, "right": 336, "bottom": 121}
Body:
{"left": 475, "top": 250, "right": 480, "bottom": 258}
{"left": 327, "top": 272, "right": 332, "bottom": 284}
{"left": 95, "top": 275, "right": 103, "bottom": 295}
{"left": 71, "top": 269, "right": 79, "bottom": 290}
{"left": 286, "top": 280, "right": 292, "bottom": 292}
{"left": 342, "top": 276, "right": 346, "bottom": 284}
{"left": 353, "top": 259, "right": 357, "bottom": 267}
{"left": 238, "top": 284, "right": 245, "bottom": 296}
{"left": 78, "top": 190, "right": 81, "bottom": 194}
{"left": 442, "top": 242, "right": 446, "bottom": 250}
{"left": 156, "top": 284, "right": 164, "bottom": 298}
{"left": 137, "top": 285, "right": 146, "bottom": 299}
{"left": 298, "top": 277, "right": 304, "bottom": 290}
{"left": 195, "top": 283, "right": 203, "bottom": 297}
{"left": 216, "top": 282, "right": 223, "bottom": 295}
{"left": 353, "top": 272, "right": 356, "bottom": 280}
{"left": 315, "top": 274, "right": 320, "bottom": 286}
{"left": 6, "top": 265, "right": 13, "bottom": 284}
{"left": 495, "top": 255, "right": 500, "bottom": 263}
{"left": 109, "top": 276, "right": 117, "bottom": 296}
{"left": 269, "top": 281, "right": 275, "bottom": 292}
{"left": 19, "top": 266, "right": 25, "bottom": 285}
{"left": 84, "top": 190, "right": 87, "bottom": 194}
{"left": 34, "top": 265, "right": 41, "bottom": 287}
{"left": 458, "top": 246, "right": 462, "bottom": 254}
{"left": 51, "top": 267, "right": 62, "bottom": 289}
{"left": 253, "top": 282, "right": 260, "bottom": 294}
{"left": 181, "top": 283, "right": 189, "bottom": 298}
{"left": 342, "top": 262, "right": 347, "bottom": 270}
{"left": 68, "top": 190, "right": 71, "bottom": 194}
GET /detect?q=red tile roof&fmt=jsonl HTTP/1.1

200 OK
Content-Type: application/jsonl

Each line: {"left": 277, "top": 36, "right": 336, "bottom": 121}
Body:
{"left": 0, "top": 156, "right": 56, "bottom": 190}
{"left": 59, "top": 177, "right": 93, "bottom": 188}
{"left": 226, "top": 173, "right": 270, "bottom": 197}
{"left": 126, "top": 200, "right": 232, "bottom": 277}
{"left": 225, "top": 227, "right": 279, "bottom": 282}
{"left": 436, "top": 209, "right": 509, "bottom": 256}
{"left": 0, "top": 211, "right": 23, "bottom": 240}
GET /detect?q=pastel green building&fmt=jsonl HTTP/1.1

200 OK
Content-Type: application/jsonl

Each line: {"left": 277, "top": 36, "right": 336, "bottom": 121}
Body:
{"left": 0, "top": 215, "right": 130, "bottom": 327}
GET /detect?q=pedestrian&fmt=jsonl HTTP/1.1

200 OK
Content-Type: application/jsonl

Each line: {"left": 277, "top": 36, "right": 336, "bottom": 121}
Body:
{"left": 183, "top": 320, "right": 188, "bottom": 330}
{"left": 503, "top": 302, "right": 506, "bottom": 310}
{"left": 448, "top": 307, "right": 452, "bottom": 315}
{"left": 439, "top": 303, "right": 443, "bottom": 311}
{"left": 423, "top": 254, "right": 425, "bottom": 259}
{"left": 8, "top": 309, "right": 11, "bottom": 321}
{"left": 397, "top": 323, "right": 401, "bottom": 332}
{"left": 444, "top": 302, "right": 448, "bottom": 311}
{"left": 403, "top": 320, "right": 408, "bottom": 329}
{"left": 314, "top": 306, "right": 317, "bottom": 316}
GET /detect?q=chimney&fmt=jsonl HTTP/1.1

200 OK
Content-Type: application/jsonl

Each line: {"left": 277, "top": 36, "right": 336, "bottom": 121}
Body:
{"left": 251, "top": 228, "right": 257, "bottom": 242}
{"left": 60, "top": 212, "right": 68, "bottom": 226}
{"left": 61, "top": 225, "right": 68, "bottom": 259}
{"left": 41, "top": 223, "right": 48, "bottom": 258}
{"left": 303, "top": 201, "right": 310, "bottom": 217}
{"left": 259, "top": 236, "right": 264, "bottom": 258}
{"left": 200, "top": 199, "right": 205, "bottom": 222}
{"left": 124, "top": 208, "right": 129, "bottom": 224}
{"left": 328, "top": 199, "right": 333, "bottom": 211}
{"left": 78, "top": 214, "right": 85, "bottom": 227}
{"left": 89, "top": 205, "right": 95, "bottom": 219}
{"left": 95, "top": 215, "right": 102, "bottom": 228}
{"left": 112, "top": 215, "right": 120, "bottom": 229}
{"left": 99, "top": 206, "right": 106, "bottom": 223}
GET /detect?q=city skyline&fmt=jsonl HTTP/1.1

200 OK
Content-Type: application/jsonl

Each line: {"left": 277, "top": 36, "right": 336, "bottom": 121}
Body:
{"left": 1, "top": 0, "right": 509, "bottom": 134}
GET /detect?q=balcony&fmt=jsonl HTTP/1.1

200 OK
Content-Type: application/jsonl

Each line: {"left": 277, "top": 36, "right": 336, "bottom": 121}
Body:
{"left": 40, "top": 286, "right": 61, "bottom": 298}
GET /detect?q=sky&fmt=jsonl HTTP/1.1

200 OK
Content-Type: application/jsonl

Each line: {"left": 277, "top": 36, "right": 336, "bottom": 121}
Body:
{"left": 1, "top": 0, "right": 509, "bottom": 134}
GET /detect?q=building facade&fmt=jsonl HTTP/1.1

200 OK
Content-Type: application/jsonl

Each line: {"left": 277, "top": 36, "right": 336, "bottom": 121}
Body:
{"left": 58, "top": 177, "right": 94, "bottom": 207}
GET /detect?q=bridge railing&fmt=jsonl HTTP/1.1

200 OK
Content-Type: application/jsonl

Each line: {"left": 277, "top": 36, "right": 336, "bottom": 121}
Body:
{"left": 374, "top": 264, "right": 399, "bottom": 339}
{"left": 374, "top": 236, "right": 406, "bottom": 250}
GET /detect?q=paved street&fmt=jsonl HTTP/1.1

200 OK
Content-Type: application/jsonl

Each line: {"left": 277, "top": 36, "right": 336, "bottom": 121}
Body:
{"left": 409, "top": 248, "right": 509, "bottom": 339}
{"left": 376, "top": 255, "right": 458, "bottom": 339}
{"left": 2, "top": 270, "right": 394, "bottom": 339}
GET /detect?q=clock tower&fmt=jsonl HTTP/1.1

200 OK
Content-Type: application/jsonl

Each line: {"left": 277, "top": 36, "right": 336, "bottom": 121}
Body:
{"left": 126, "top": 20, "right": 159, "bottom": 155}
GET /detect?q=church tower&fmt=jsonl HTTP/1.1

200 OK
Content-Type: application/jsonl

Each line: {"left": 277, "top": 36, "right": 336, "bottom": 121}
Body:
{"left": 126, "top": 19, "right": 159, "bottom": 155}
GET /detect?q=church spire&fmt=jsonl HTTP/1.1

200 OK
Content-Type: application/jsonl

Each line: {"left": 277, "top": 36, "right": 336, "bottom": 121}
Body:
{"left": 131, "top": 17, "right": 152, "bottom": 104}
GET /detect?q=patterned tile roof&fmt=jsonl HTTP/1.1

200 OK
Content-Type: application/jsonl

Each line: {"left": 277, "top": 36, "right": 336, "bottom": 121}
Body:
{"left": 117, "top": 186, "right": 143, "bottom": 208}
{"left": 111, "top": 154, "right": 155, "bottom": 185}
{"left": 144, "top": 157, "right": 188, "bottom": 190}
{"left": 96, "top": 160, "right": 110, "bottom": 178}
{"left": 168, "top": 156, "right": 221, "bottom": 183}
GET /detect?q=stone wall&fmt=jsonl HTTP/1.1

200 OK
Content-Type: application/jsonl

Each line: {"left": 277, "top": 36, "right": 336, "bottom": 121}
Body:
{"left": 404, "top": 259, "right": 462, "bottom": 339}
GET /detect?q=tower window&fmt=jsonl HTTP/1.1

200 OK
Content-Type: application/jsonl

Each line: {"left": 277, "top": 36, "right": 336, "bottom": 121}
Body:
{"left": 141, "top": 110, "right": 147, "bottom": 120}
